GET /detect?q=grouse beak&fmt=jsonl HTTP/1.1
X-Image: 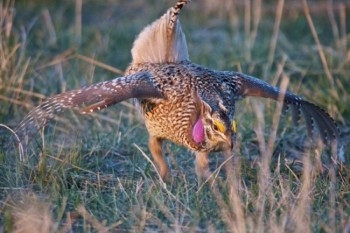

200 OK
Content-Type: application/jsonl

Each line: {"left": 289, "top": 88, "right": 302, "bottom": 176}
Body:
{"left": 231, "top": 133, "right": 237, "bottom": 149}
{"left": 221, "top": 134, "right": 232, "bottom": 151}
{"left": 223, "top": 131, "right": 236, "bottom": 150}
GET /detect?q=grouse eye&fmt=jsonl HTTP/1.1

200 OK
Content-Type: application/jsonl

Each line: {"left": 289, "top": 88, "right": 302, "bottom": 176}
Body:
{"left": 213, "top": 119, "right": 225, "bottom": 133}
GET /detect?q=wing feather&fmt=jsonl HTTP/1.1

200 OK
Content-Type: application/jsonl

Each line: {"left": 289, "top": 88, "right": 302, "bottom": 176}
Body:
{"left": 234, "top": 73, "right": 339, "bottom": 143}
{"left": 15, "top": 72, "right": 163, "bottom": 144}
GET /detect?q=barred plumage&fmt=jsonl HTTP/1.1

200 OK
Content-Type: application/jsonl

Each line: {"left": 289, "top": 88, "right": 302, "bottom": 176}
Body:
{"left": 15, "top": 72, "right": 162, "bottom": 143}
{"left": 15, "top": 0, "right": 339, "bottom": 184}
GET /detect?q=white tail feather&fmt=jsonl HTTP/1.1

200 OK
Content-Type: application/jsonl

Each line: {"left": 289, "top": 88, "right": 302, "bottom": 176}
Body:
{"left": 131, "top": 8, "right": 189, "bottom": 64}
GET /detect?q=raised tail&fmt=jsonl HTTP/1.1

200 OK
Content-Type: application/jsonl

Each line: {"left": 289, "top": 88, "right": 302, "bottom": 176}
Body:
{"left": 131, "top": 0, "right": 190, "bottom": 64}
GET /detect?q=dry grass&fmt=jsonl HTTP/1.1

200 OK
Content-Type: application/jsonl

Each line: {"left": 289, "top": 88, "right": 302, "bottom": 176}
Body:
{"left": 0, "top": 0, "right": 349, "bottom": 232}
{"left": 5, "top": 193, "right": 55, "bottom": 233}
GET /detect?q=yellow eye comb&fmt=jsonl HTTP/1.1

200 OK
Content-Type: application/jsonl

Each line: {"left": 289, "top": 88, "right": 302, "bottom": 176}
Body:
{"left": 214, "top": 119, "right": 226, "bottom": 133}
{"left": 231, "top": 120, "right": 237, "bottom": 133}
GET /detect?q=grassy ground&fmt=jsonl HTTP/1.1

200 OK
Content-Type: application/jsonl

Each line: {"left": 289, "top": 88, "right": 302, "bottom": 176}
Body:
{"left": 1, "top": 0, "right": 350, "bottom": 232}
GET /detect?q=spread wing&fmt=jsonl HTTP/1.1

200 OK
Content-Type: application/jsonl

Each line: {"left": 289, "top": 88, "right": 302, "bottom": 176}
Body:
{"left": 15, "top": 72, "right": 163, "bottom": 144}
{"left": 233, "top": 73, "right": 339, "bottom": 143}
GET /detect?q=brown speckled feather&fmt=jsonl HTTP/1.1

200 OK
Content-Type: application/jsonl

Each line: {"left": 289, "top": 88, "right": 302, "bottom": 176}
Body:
{"left": 15, "top": 72, "right": 162, "bottom": 143}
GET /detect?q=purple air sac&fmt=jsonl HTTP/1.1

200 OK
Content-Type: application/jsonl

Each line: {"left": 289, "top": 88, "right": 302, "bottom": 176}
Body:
{"left": 192, "top": 118, "right": 204, "bottom": 143}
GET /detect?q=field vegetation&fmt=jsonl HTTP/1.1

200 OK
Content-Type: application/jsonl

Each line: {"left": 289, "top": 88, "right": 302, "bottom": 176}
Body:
{"left": 0, "top": 0, "right": 349, "bottom": 232}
